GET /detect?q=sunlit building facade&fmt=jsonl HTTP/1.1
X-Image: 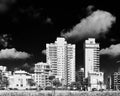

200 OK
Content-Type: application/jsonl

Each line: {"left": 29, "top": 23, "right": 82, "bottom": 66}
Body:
{"left": 34, "top": 62, "right": 51, "bottom": 88}
{"left": 84, "top": 38, "right": 104, "bottom": 90}
{"left": 8, "top": 70, "right": 32, "bottom": 90}
{"left": 46, "top": 37, "right": 75, "bottom": 85}
{"left": 84, "top": 38, "right": 100, "bottom": 78}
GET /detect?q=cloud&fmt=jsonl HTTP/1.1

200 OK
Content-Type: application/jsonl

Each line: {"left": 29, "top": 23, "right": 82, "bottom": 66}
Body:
{"left": 0, "top": 34, "right": 12, "bottom": 48}
{"left": 44, "top": 17, "right": 53, "bottom": 24}
{"left": 100, "top": 44, "right": 120, "bottom": 57}
{"left": 0, "top": 0, "right": 16, "bottom": 13}
{"left": 21, "top": 63, "right": 34, "bottom": 72}
{"left": 0, "top": 48, "right": 30, "bottom": 59}
{"left": 86, "top": 5, "right": 95, "bottom": 15}
{"left": 22, "top": 63, "right": 30, "bottom": 68}
{"left": 42, "top": 49, "right": 46, "bottom": 55}
{"left": 110, "top": 38, "right": 117, "bottom": 42}
{"left": 61, "top": 10, "right": 116, "bottom": 41}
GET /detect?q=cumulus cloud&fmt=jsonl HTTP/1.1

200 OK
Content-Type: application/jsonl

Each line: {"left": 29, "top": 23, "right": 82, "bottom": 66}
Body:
{"left": 100, "top": 44, "right": 120, "bottom": 57}
{"left": 0, "top": 48, "right": 30, "bottom": 59}
{"left": 42, "top": 49, "right": 46, "bottom": 55}
{"left": 61, "top": 10, "right": 116, "bottom": 41}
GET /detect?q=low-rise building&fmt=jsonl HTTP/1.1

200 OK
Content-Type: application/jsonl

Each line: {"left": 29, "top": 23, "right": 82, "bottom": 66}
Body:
{"left": 34, "top": 62, "right": 51, "bottom": 88}
{"left": 88, "top": 72, "right": 105, "bottom": 90}
{"left": 112, "top": 72, "right": 120, "bottom": 90}
{"left": 0, "top": 66, "right": 7, "bottom": 72}
{"left": 8, "top": 70, "right": 32, "bottom": 90}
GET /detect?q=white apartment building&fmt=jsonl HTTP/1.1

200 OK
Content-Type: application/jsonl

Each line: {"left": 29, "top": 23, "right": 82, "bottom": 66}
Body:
{"left": 84, "top": 38, "right": 104, "bottom": 90}
{"left": 88, "top": 72, "right": 105, "bottom": 90}
{"left": 46, "top": 37, "right": 75, "bottom": 85}
{"left": 34, "top": 62, "right": 51, "bottom": 88}
{"left": 8, "top": 70, "right": 32, "bottom": 90}
{"left": 84, "top": 38, "right": 100, "bottom": 78}
{"left": 0, "top": 66, "right": 7, "bottom": 72}
{"left": 0, "top": 65, "right": 12, "bottom": 77}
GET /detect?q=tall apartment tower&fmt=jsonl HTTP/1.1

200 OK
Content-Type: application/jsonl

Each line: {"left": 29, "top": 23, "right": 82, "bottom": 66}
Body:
{"left": 84, "top": 38, "right": 100, "bottom": 78}
{"left": 46, "top": 37, "right": 75, "bottom": 85}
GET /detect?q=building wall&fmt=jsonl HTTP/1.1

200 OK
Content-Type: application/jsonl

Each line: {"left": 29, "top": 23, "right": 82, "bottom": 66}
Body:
{"left": 112, "top": 72, "right": 120, "bottom": 90}
{"left": 84, "top": 38, "right": 99, "bottom": 78}
{"left": 46, "top": 37, "right": 75, "bottom": 85}
{"left": 88, "top": 72, "right": 104, "bottom": 90}
{"left": 0, "top": 66, "right": 7, "bottom": 72}
{"left": 34, "top": 62, "right": 51, "bottom": 88}
{"left": 67, "top": 44, "right": 76, "bottom": 84}
{"left": 8, "top": 70, "right": 32, "bottom": 90}
{"left": 84, "top": 38, "right": 104, "bottom": 90}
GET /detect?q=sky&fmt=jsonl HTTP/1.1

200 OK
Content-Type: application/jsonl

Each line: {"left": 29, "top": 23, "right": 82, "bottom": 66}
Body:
{"left": 0, "top": 0, "right": 120, "bottom": 77}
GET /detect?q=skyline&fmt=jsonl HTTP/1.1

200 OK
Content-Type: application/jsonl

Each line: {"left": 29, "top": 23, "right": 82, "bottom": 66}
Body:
{"left": 0, "top": 0, "right": 120, "bottom": 76}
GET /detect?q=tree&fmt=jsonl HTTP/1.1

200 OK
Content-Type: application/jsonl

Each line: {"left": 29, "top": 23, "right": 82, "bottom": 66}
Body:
{"left": 76, "top": 70, "right": 84, "bottom": 90}
{"left": 49, "top": 75, "right": 55, "bottom": 86}
{"left": 52, "top": 78, "right": 61, "bottom": 89}
{"left": 83, "top": 78, "right": 89, "bottom": 91}
{"left": 27, "top": 78, "right": 36, "bottom": 90}
{"left": 27, "top": 79, "right": 36, "bottom": 87}
{"left": 98, "top": 81, "right": 103, "bottom": 90}
{"left": 69, "top": 82, "right": 81, "bottom": 90}
{"left": 0, "top": 71, "right": 9, "bottom": 89}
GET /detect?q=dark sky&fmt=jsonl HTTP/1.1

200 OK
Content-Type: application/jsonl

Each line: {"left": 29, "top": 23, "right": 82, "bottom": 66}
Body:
{"left": 0, "top": 0, "right": 120, "bottom": 77}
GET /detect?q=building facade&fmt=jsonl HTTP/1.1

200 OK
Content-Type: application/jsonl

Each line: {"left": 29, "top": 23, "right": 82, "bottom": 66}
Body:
{"left": 46, "top": 37, "right": 75, "bottom": 85}
{"left": 84, "top": 38, "right": 100, "bottom": 78}
{"left": 0, "top": 66, "right": 7, "bottom": 72}
{"left": 8, "top": 70, "right": 32, "bottom": 90}
{"left": 34, "top": 62, "right": 51, "bottom": 88}
{"left": 84, "top": 38, "right": 104, "bottom": 90}
{"left": 112, "top": 72, "right": 120, "bottom": 90}
{"left": 88, "top": 72, "right": 105, "bottom": 90}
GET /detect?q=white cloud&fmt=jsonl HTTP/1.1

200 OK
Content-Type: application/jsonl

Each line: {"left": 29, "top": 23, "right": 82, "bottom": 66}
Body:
{"left": 61, "top": 10, "right": 116, "bottom": 41}
{"left": 100, "top": 44, "right": 120, "bottom": 57}
{"left": 0, "top": 48, "right": 30, "bottom": 59}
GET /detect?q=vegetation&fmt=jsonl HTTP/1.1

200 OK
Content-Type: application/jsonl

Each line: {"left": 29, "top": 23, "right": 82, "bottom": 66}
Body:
{"left": 27, "top": 79, "right": 36, "bottom": 87}
{"left": 52, "top": 78, "right": 61, "bottom": 89}
{"left": 49, "top": 76, "right": 62, "bottom": 89}
{"left": 0, "top": 70, "right": 9, "bottom": 89}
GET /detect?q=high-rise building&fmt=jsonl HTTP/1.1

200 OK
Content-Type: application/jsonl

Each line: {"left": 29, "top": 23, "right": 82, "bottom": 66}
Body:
{"left": 46, "top": 37, "right": 75, "bottom": 85}
{"left": 84, "top": 38, "right": 105, "bottom": 90}
{"left": 34, "top": 62, "right": 51, "bottom": 88}
{"left": 84, "top": 38, "right": 100, "bottom": 78}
